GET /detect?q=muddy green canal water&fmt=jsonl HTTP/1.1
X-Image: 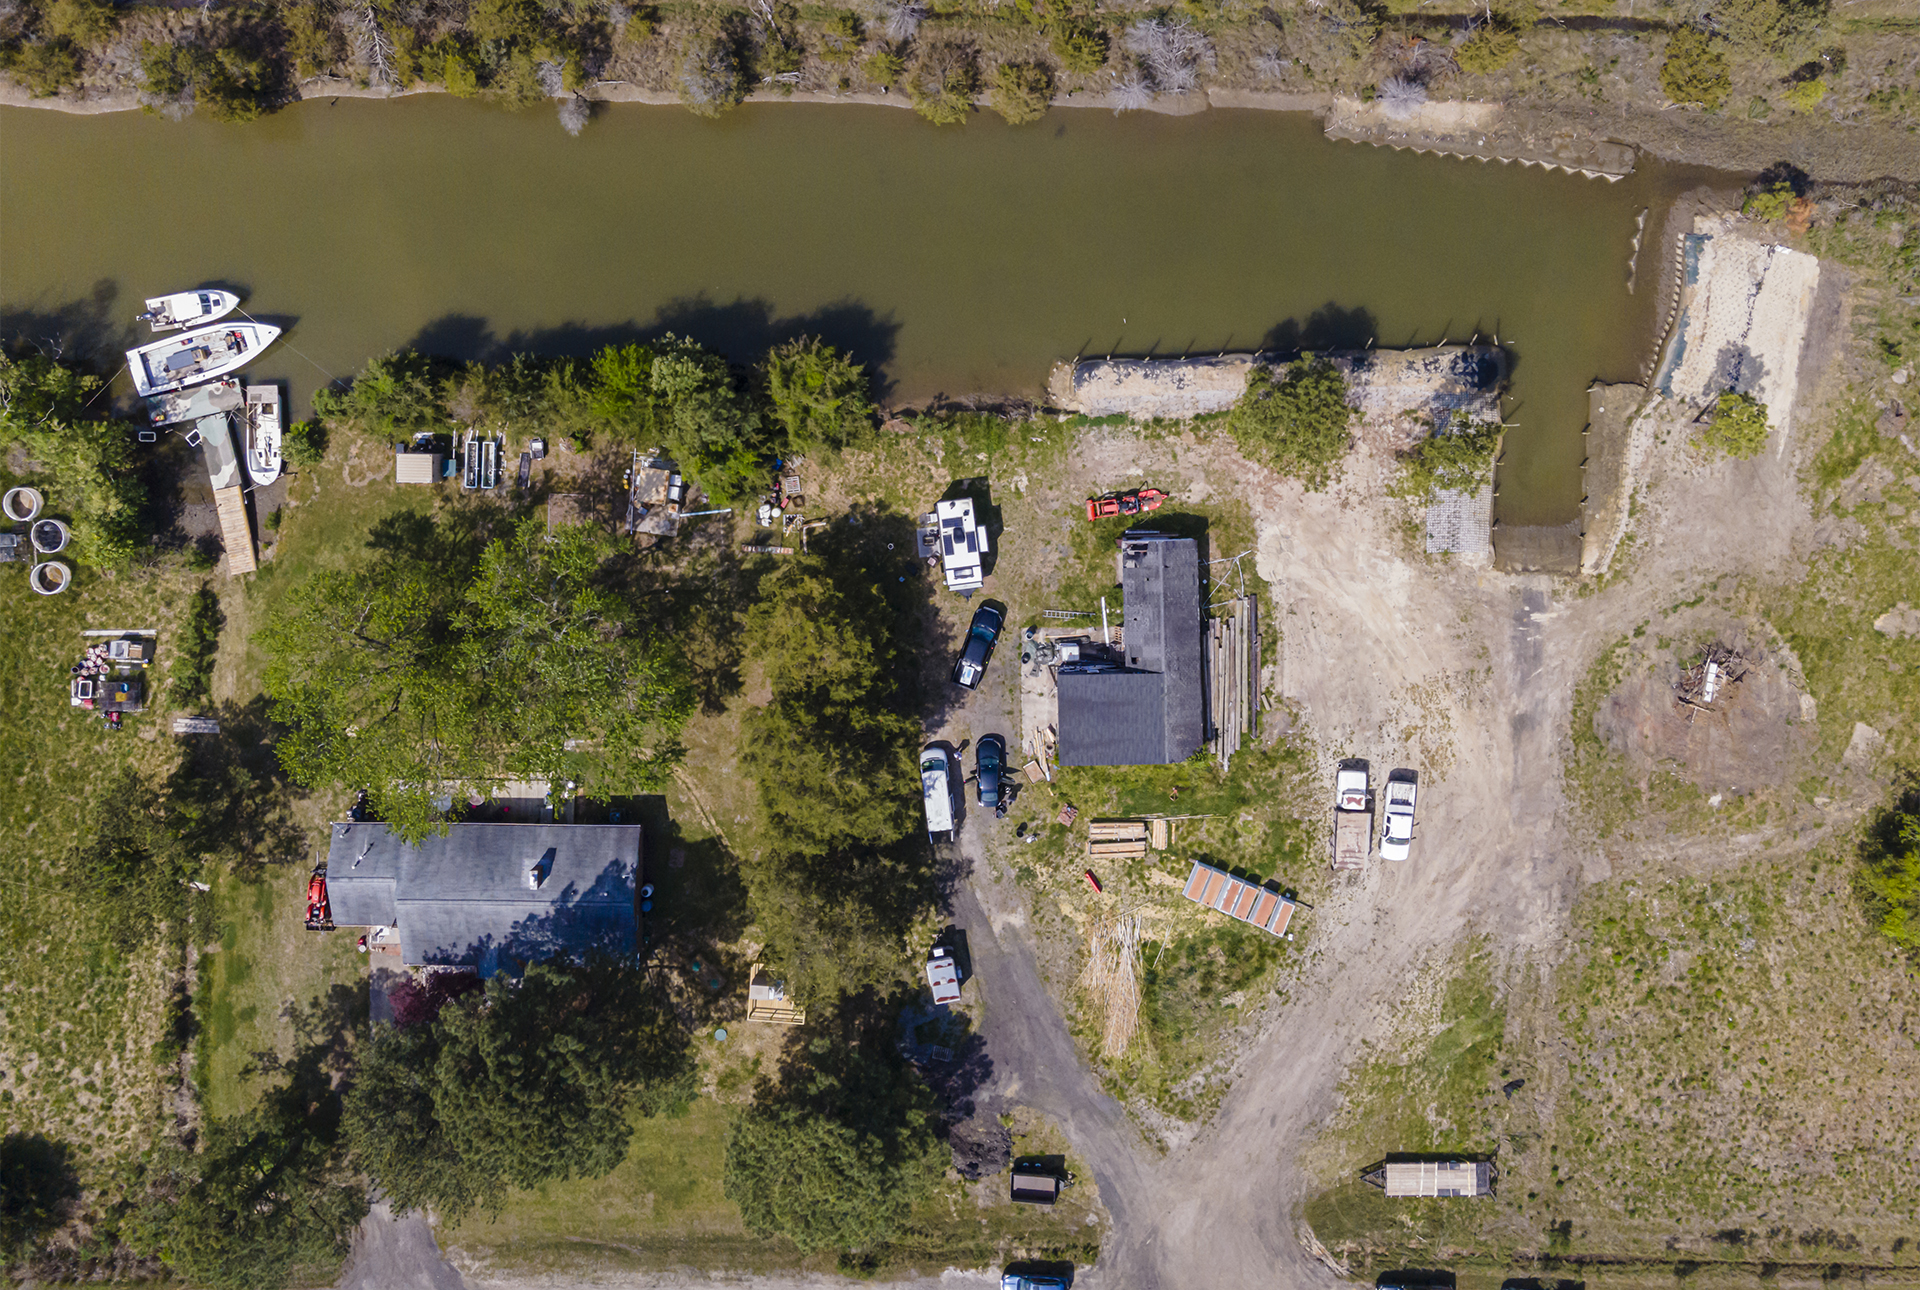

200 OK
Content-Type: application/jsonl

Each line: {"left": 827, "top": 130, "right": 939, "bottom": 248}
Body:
{"left": 1, "top": 97, "right": 1723, "bottom": 527}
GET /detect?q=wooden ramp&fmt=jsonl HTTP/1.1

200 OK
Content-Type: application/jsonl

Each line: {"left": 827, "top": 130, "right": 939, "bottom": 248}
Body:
{"left": 214, "top": 486, "right": 256, "bottom": 575}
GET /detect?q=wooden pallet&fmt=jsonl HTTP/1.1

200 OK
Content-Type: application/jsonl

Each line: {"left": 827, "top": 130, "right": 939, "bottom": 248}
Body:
{"left": 213, "top": 485, "right": 256, "bottom": 575}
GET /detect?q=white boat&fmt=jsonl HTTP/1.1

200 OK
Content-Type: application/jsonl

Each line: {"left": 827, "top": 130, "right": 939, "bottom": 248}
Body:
{"left": 137, "top": 289, "right": 240, "bottom": 333}
{"left": 244, "top": 383, "right": 283, "bottom": 486}
{"left": 127, "top": 322, "right": 281, "bottom": 397}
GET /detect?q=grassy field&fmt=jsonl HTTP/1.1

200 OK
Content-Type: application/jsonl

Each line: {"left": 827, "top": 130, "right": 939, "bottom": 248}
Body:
{"left": 0, "top": 525, "right": 210, "bottom": 1201}
{"left": 442, "top": 1087, "right": 1105, "bottom": 1277}
{"left": 1301, "top": 848, "right": 1920, "bottom": 1286}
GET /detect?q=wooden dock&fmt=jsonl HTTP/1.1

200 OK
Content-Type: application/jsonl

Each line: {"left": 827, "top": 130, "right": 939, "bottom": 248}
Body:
{"left": 214, "top": 486, "right": 256, "bottom": 575}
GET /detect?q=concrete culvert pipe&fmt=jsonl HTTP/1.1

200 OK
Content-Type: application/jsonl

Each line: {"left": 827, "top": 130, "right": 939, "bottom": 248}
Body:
{"left": 30, "top": 519, "right": 69, "bottom": 555}
{"left": 30, "top": 561, "right": 70, "bottom": 595}
{"left": 3, "top": 488, "right": 43, "bottom": 522}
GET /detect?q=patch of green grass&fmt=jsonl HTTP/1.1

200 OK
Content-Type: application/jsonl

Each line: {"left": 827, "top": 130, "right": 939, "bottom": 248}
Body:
{"left": 1769, "top": 476, "right": 1920, "bottom": 768}
{"left": 1120, "top": 921, "right": 1290, "bottom": 1119}
{"left": 196, "top": 867, "right": 365, "bottom": 1117}
{"left": 0, "top": 543, "right": 211, "bottom": 1184}
{"left": 1806, "top": 398, "right": 1882, "bottom": 497}
{"left": 443, "top": 1094, "right": 1103, "bottom": 1277}
{"left": 1301, "top": 947, "right": 1507, "bottom": 1265}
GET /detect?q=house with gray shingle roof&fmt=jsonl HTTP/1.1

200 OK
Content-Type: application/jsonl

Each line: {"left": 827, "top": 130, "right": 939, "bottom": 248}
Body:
{"left": 323, "top": 822, "right": 640, "bottom": 976}
{"left": 1057, "top": 533, "right": 1205, "bottom": 766}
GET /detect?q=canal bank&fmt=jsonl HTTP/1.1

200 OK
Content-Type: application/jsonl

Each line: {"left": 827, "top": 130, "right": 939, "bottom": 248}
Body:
{"left": 0, "top": 96, "right": 1729, "bottom": 530}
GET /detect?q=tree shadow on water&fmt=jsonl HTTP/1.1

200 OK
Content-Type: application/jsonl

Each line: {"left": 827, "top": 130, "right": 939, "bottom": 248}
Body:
{"left": 396, "top": 296, "right": 904, "bottom": 400}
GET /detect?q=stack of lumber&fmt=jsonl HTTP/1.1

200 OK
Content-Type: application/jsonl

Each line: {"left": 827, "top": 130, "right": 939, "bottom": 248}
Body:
{"left": 1208, "top": 596, "right": 1259, "bottom": 768}
{"left": 1086, "top": 819, "right": 1149, "bottom": 860}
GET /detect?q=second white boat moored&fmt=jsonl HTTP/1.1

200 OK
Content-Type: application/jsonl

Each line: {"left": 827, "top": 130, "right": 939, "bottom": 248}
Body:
{"left": 244, "top": 383, "right": 283, "bottom": 486}
{"left": 127, "top": 322, "right": 281, "bottom": 397}
{"left": 137, "top": 289, "right": 240, "bottom": 333}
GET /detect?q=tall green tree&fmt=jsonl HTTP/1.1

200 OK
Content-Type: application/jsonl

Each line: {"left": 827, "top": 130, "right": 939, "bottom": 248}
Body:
{"left": 1227, "top": 358, "right": 1355, "bottom": 491}
{"left": 735, "top": 535, "right": 931, "bottom": 1004}
{"left": 1859, "top": 808, "right": 1920, "bottom": 950}
{"left": 310, "top": 349, "right": 455, "bottom": 442}
{"left": 741, "top": 560, "right": 920, "bottom": 856}
{"left": 1698, "top": 391, "right": 1770, "bottom": 459}
{"left": 0, "top": 349, "right": 147, "bottom": 565}
{"left": 464, "top": 518, "right": 694, "bottom": 786}
{"left": 762, "top": 337, "right": 876, "bottom": 456}
{"left": 343, "top": 958, "right": 694, "bottom": 1222}
{"left": 261, "top": 515, "right": 692, "bottom": 841}
{"left": 127, "top": 1074, "right": 365, "bottom": 1290}
{"left": 649, "top": 335, "right": 767, "bottom": 502}
{"left": 724, "top": 1035, "right": 945, "bottom": 1254}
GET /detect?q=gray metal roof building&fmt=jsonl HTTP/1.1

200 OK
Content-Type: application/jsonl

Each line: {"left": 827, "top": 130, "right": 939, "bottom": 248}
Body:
{"left": 324, "top": 822, "right": 640, "bottom": 975}
{"left": 1057, "top": 534, "right": 1206, "bottom": 766}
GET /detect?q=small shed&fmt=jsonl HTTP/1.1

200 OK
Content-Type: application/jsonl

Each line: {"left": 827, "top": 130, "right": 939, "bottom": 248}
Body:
{"left": 745, "top": 962, "right": 805, "bottom": 1025}
{"left": 1010, "top": 1169, "right": 1062, "bottom": 1205}
{"left": 395, "top": 449, "right": 444, "bottom": 485}
{"left": 1361, "top": 1159, "right": 1495, "bottom": 1198}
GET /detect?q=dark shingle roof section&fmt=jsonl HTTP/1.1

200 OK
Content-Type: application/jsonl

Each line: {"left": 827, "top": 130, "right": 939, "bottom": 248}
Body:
{"left": 1057, "top": 534, "right": 1205, "bottom": 766}
{"left": 323, "top": 822, "right": 640, "bottom": 973}
{"left": 1058, "top": 670, "right": 1167, "bottom": 765}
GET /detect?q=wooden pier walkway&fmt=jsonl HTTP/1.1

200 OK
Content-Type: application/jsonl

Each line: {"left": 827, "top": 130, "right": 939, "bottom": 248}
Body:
{"left": 214, "top": 486, "right": 255, "bottom": 575}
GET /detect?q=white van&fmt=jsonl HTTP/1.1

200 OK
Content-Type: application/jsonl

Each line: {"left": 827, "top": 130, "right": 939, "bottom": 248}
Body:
{"left": 921, "top": 744, "right": 956, "bottom": 841}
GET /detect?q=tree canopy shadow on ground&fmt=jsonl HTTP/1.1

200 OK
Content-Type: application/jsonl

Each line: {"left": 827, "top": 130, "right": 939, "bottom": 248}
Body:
{"left": 0, "top": 1132, "right": 81, "bottom": 1255}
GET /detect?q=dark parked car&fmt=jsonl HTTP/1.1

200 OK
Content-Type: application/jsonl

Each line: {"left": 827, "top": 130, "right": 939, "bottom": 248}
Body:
{"left": 976, "top": 733, "right": 1006, "bottom": 808}
{"left": 951, "top": 603, "right": 1005, "bottom": 689}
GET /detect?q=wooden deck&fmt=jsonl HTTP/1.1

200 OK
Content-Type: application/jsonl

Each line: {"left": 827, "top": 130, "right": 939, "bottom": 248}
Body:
{"left": 214, "top": 485, "right": 255, "bottom": 575}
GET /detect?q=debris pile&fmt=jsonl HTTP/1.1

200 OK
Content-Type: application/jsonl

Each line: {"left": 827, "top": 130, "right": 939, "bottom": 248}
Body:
{"left": 1674, "top": 643, "right": 1749, "bottom": 712}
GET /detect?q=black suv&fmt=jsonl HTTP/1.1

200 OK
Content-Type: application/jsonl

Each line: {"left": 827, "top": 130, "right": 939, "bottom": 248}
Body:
{"left": 951, "top": 603, "right": 1005, "bottom": 689}
{"left": 976, "top": 733, "right": 1006, "bottom": 808}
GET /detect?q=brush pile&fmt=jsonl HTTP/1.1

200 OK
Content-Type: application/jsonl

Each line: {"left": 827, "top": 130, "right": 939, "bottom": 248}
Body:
{"left": 1674, "top": 643, "right": 1749, "bottom": 710}
{"left": 1079, "top": 912, "right": 1144, "bottom": 1061}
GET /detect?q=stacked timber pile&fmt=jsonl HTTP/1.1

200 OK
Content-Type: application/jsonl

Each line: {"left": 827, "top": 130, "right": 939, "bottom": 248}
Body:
{"left": 1209, "top": 596, "right": 1260, "bottom": 768}
{"left": 1087, "top": 819, "right": 1149, "bottom": 861}
{"left": 1078, "top": 912, "right": 1143, "bottom": 1060}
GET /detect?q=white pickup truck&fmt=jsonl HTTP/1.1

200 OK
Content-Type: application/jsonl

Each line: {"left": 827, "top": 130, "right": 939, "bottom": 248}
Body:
{"left": 1380, "top": 770, "right": 1419, "bottom": 862}
{"left": 1332, "top": 762, "right": 1371, "bottom": 870}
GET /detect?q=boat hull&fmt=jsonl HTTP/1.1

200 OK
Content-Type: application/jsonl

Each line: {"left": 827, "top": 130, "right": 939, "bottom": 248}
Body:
{"left": 243, "top": 383, "right": 283, "bottom": 487}
{"left": 141, "top": 289, "right": 241, "bottom": 333}
{"left": 127, "top": 323, "right": 281, "bottom": 397}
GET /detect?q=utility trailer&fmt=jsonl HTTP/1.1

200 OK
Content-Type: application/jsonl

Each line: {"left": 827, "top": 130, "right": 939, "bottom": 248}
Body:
{"left": 926, "top": 946, "right": 962, "bottom": 1005}
{"left": 1332, "top": 761, "right": 1372, "bottom": 870}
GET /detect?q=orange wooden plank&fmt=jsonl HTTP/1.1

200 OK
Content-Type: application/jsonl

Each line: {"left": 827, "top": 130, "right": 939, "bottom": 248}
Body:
{"left": 1183, "top": 862, "right": 1210, "bottom": 901}
{"left": 1250, "top": 891, "right": 1278, "bottom": 927}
